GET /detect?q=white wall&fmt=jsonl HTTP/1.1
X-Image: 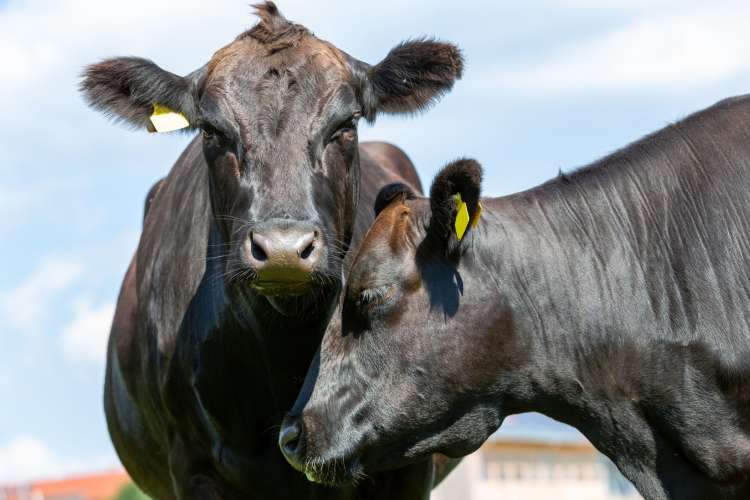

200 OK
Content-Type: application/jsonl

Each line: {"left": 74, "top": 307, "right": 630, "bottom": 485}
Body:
{"left": 431, "top": 444, "right": 642, "bottom": 500}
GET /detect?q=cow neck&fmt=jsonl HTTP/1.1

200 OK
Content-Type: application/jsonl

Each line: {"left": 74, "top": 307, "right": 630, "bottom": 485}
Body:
{"left": 159, "top": 214, "right": 345, "bottom": 492}
{"left": 471, "top": 188, "right": 661, "bottom": 444}
{"left": 191, "top": 218, "right": 339, "bottom": 435}
{"left": 472, "top": 149, "right": 750, "bottom": 496}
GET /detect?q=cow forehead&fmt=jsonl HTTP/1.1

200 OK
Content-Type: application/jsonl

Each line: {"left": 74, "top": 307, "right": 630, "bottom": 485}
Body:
{"left": 205, "top": 37, "right": 351, "bottom": 92}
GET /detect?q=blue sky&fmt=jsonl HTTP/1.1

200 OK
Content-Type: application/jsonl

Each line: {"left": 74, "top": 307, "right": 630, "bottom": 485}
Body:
{"left": 2, "top": 0, "right": 750, "bottom": 482}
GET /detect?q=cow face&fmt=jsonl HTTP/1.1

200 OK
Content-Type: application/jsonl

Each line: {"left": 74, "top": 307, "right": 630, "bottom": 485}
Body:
{"left": 80, "top": 1, "right": 463, "bottom": 299}
{"left": 280, "top": 160, "right": 517, "bottom": 483}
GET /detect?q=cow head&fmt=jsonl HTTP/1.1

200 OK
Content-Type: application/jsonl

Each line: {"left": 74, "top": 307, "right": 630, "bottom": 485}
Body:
{"left": 80, "top": 1, "right": 463, "bottom": 300}
{"left": 279, "top": 159, "right": 520, "bottom": 483}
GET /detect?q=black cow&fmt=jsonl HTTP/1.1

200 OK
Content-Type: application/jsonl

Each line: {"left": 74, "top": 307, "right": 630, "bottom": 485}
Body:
{"left": 281, "top": 96, "right": 750, "bottom": 499}
{"left": 79, "top": 2, "right": 463, "bottom": 498}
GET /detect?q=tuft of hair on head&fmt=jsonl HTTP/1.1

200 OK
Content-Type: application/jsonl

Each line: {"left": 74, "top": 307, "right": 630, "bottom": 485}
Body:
{"left": 428, "top": 158, "right": 483, "bottom": 241}
{"left": 240, "top": 1, "right": 308, "bottom": 45}
{"left": 374, "top": 183, "right": 417, "bottom": 216}
{"left": 253, "top": 1, "right": 287, "bottom": 31}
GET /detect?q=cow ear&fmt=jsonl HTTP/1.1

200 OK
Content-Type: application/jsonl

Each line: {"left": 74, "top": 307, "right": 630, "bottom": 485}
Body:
{"left": 374, "top": 183, "right": 416, "bottom": 217}
{"left": 427, "top": 158, "right": 483, "bottom": 252}
{"left": 361, "top": 39, "right": 463, "bottom": 120}
{"left": 79, "top": 57, "right": 206, "bottom": 132}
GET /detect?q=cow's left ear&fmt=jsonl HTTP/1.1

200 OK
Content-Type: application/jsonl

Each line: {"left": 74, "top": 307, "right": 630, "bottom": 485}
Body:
{"left": 374, "top": 182, "right": 416, "bottom": 216}
{"left": 427, "top": 159, "right": 483, "bottom": 253}
{"left": 358, "top": 39, "right": 463, "bottom": 120}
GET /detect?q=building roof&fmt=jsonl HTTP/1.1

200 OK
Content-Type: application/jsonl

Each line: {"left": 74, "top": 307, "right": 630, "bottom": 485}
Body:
{"left": 483, "top": 439, "right": 597, "bottom": 455}
{"left": 0, "top": 470, "right": 129, "bottom": 500}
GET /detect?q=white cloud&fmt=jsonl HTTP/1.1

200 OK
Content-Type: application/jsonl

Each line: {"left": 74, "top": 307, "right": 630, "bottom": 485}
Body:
{"left": 0, "top": 255, "right": 85, "bottom": 335}
{"left": 478, "top": 1, "right": 750, "bottom": 96}
{"left": 0, "top": 436, "right": 62, "bottom": 483}
{"left": 0, "top": 435, "right": 120, "bottom": 483}
{"left": 60, "top": 297, "right": 115, "bottom": 367}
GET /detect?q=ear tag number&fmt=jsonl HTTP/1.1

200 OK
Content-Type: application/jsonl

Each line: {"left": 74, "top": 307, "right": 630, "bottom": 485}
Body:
{"left": 454, "top": 193, "right": 470, "bottom": 241}
{"left": 149, "top": 103, "right": 189, "bottom": 133}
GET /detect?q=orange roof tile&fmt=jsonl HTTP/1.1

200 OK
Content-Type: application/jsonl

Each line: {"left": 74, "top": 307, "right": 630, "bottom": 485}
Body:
{"left": 1, "top": 470, "right": 130, "bottom": 500}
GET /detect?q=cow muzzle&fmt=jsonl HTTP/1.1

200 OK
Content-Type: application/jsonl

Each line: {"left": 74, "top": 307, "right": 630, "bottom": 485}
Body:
{"left": 279, "top": 413, "right": 359, "bottom": 485}
{"left": 243, "top": 220, "right": 324, "bottom": 295}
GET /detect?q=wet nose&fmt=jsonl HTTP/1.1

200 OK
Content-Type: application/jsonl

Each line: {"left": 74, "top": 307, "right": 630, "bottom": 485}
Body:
{"left": 245, "top": 224, "right": 322, "bottom": 281}
{"left": 279, "top": 415, "right": 306, "bottom": 471}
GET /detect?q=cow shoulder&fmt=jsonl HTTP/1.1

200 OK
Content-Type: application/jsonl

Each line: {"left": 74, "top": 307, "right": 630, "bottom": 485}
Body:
{"left": 136, "top": 136, "right": 212, "bottom": 356}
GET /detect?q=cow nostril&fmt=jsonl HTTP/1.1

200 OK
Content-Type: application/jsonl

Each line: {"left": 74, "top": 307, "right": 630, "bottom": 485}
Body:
{"left": 297, "top": 230, "right": 319, "bottom": 261}
{"left": 250, "top": 233, "right": 268, "bottom": 262}
{"left": 279, "top": 418, "right": 305, "bottom": 467}
{"left": 280, "top": 424, "right": 300, "bottom": 453}
{"left": 300, "top": 242, "right": 315, "bottom": 260}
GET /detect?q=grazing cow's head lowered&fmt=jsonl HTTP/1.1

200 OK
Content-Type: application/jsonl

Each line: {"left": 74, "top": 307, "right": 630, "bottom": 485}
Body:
{"left": 280, "top": 159, "right": 498, "bottom": 483}
{"left": 80, "top": 1, "right": 462, "bottom": 297}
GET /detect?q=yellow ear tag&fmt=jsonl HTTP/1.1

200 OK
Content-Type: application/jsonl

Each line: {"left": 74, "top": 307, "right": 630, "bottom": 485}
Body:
{"left": 149, "top": 103, "right": 190, "bottom": 133}
{"left": 454, "top": 193, "right": 470, "bottom": 241}
{"left": 471, "top": 202, "right": 483, "bottom": 229}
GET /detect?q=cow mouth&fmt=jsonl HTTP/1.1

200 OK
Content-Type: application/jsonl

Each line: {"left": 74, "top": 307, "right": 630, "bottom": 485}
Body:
{"left": 251, "top": 279, "right": 313, "bottom": 296}
{"left": 250, "top": 267, "right": 315, "bottom": 296}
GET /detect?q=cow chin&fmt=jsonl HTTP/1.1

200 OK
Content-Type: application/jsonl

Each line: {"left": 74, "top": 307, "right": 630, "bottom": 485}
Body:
{"left": 296, "top": 434, "right": 370, "bottom": 487}
{"left": 300, "top": 434, "right": 424, "bottom": 487}
{"left": 300, "top": 454, "right": 364, "bottom": 487}
{"left": 296, "top": 422, "right": 412, "bottom": 486}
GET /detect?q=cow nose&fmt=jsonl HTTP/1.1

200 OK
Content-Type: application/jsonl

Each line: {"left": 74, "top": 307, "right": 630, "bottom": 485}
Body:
{"left": 279, "top": 415, "right": 306, "bottom": 471}
{"left": 245, "top": 226, "right": 322, "bottom": 280}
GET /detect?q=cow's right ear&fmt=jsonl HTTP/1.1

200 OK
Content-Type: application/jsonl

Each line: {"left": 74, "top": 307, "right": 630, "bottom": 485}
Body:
{"left": 79, "top": 57, "right": 206, "bottom": 132}
{"left": 374, "top": 183, "right": 416, "bottom": 217}
{"left": 356, "top": 39, "right": 463, "bottom": 121}
{"left": 427, "top": 158, "right": 483, "bottom": 254}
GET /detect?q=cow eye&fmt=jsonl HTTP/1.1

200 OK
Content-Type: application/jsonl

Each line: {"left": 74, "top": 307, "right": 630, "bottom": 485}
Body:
{"left": 357, "top": 284, "right": 396, "bottom": 311}
{"left": 328, "top": 115, "right": 360, "bottom": 143}
{"left": 201, "top": 123, "right": 228, "bottom": 144}
{"left": 330, "top": 122, "right": 355, "bottom": 141}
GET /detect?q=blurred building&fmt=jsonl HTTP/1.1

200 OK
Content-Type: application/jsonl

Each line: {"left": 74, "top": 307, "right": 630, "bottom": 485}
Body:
{"left": 0, "top": 470, "right": 128, "bottom": 500}
{"left": 432, "top": 439, "right": 641, "bottom": 500}
{"left": 432, "top": 414, "right": 642, "bottom": 500}
{"left": 0, "top": 416, "right": 640, "bottom": 500}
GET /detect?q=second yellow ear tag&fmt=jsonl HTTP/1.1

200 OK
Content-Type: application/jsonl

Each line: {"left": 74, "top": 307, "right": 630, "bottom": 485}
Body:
{"left": 149, "top": 104, "right": 190, "bottom": 133}
{"left": 453, "top": 194, "right": 482, "bottom": 241}
{"left": 471, "top": 202, "right": 483, "bottom": 229}
{"left": 454, "top": 193, "right": 470, "bottom": 241}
